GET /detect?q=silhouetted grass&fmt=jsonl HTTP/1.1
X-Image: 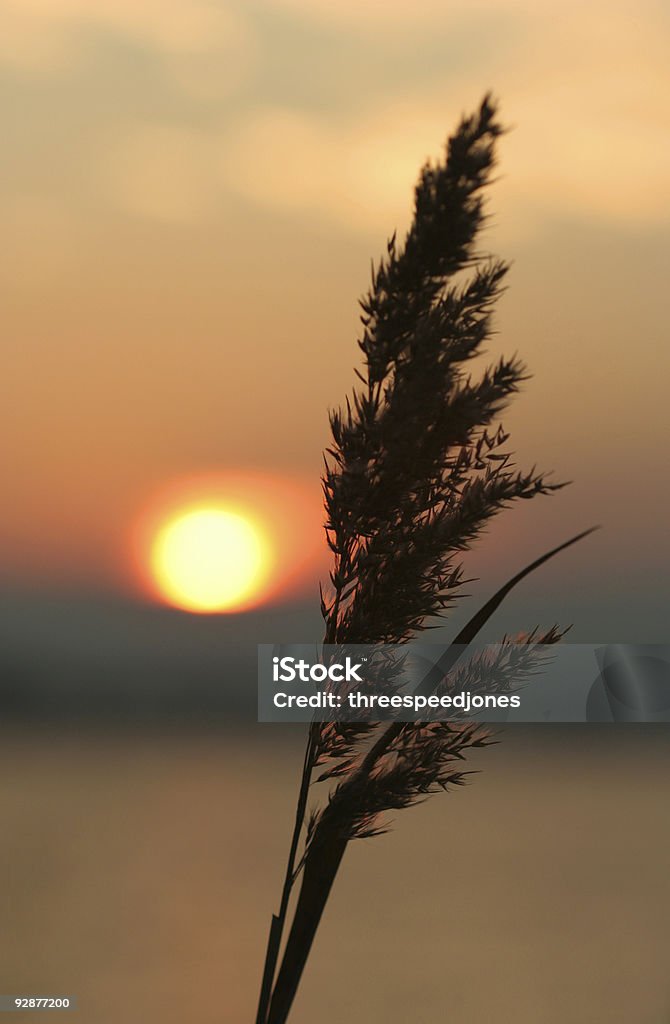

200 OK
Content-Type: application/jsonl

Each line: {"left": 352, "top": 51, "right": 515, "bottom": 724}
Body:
{"left": 256, "top": 96, "right": 594, "bottom": 1024}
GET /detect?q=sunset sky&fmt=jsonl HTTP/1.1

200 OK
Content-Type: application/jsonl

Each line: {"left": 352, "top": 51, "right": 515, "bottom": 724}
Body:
{"left": 2, "top": 0, "right": 669, "bottom": 623}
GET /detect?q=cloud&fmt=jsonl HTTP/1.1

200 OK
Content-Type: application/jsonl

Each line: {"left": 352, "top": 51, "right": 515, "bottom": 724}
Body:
{"left": 257, "top": 0, "right": 605, "bottom": 31}
{"left": 220, "top": 5, "right": 670, "bottom": 240}
{"left": 84, "top": 0, "right": 667, "bottom": 237}
{"left": 220, "top": 84, "right": 669, "bottom": 243}
{"left": 1, "top": 0, "right": 256, "bottom": 97}
{"left": 220, "top": 106, "right": 445, "bottom": 234}
{"left": 104, "top": 40, "right": 669, "bottom": 235}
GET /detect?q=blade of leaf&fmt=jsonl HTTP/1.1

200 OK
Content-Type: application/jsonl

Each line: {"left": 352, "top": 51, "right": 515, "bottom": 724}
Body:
{"left": 412, "top": 526, "right": 599, "bottom": 696}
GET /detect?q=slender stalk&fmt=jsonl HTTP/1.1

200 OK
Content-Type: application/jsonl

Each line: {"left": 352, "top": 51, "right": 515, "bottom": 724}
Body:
{"left": 266, "top": 834, "right": 348, "bottom": 1024}
{"left": 255, "top": 727, "right": 317, "bottom": 1024}
{"left": 256, "top": 575, "right": 349, "bottom": 1023}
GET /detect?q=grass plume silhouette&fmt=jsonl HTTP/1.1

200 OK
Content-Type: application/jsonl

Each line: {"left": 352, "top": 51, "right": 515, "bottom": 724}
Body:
{"left": 255, "top": 95, "right": 595, "bottom": 1024}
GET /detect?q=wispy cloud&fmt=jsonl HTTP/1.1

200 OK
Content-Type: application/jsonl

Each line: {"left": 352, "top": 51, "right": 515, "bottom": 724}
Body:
{"left": 220, "top": 4, "right": 669, "bottom": 238}
{"left": 1, "top": 0, "right": 256, "bottom": 98}
{"left": 257, "top": 0, "right": 543, "bottom": 31}
{"left": 9, "top": 0, "right": 668, "bottom": 241}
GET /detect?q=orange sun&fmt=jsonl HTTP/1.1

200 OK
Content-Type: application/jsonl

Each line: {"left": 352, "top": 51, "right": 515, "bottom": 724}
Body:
{"left": 150, "top": 504, "right": 272, "bottom": 613}
{"left": 133, "top": 471, "right": 326, "bottom": 614}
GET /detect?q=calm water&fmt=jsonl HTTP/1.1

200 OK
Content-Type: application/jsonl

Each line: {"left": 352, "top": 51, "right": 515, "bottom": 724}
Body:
{"left": 1, "top": 726, "right": 668, "bottom": 1023}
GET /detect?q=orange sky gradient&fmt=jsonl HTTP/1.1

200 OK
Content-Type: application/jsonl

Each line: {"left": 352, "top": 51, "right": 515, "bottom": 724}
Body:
{"left": 2, "top": 0, "right": 669, "bottom": 611}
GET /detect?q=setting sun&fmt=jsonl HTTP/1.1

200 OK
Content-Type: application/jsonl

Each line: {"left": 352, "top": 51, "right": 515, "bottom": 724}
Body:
{"left": 150, "top": 506, "right": 272, "bottom": 613}
{"left": 133, "top": 471, "right": 326, "bottom": 613}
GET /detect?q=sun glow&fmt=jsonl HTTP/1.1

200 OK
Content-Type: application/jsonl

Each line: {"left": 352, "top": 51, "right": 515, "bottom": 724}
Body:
{"left": 134, "top": 471, "right": 326, "bottom": 614}
{"left": 150, "top": 505, "right": 272, "bottom": 613}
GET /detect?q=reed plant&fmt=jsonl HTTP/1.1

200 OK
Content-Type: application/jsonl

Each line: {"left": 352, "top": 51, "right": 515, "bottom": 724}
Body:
{"left": 255, "top": 96, "right": 594, "bottom": 1024}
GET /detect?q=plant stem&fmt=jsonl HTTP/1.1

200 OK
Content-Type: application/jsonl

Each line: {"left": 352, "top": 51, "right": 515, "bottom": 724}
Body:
{"left": 256, "top": 580, "right": 349, "bottom": 1023}
{"left": 265, "top": 832, "right": 348, "bottom": 1024}
{"left": 255, "top": 726, "right": 317, "bottom": 1024}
